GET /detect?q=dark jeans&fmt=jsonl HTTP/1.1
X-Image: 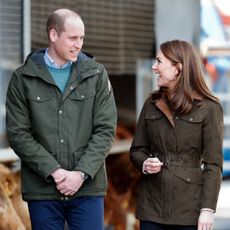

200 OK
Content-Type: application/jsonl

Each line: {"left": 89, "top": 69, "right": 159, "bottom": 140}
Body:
{"left": 140, "top": 221, "right": 197, "bottom": 230}
{"left": 28, "top": 196, "right": 104, "bottom": 230}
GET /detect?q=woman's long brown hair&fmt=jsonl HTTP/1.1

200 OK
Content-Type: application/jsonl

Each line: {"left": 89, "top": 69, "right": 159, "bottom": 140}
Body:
{"left": 153, "top": 40, "right": 219, "bottom": 115}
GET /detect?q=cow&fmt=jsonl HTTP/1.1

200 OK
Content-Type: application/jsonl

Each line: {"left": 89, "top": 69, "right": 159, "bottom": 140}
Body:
{"left": 0, "top": 163, "right": 31, "bottom": 230}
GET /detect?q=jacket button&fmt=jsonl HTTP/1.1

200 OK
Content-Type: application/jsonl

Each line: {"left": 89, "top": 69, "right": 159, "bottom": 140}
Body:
{"left": 189, "top": 118, "right": 193, "bottom": 121}
{"left": 81, "top": 95, "right": 85, "bottom": 99}
{"left": 69, "top": 86, "right": 74, "bottom": 90}
{"left": 59, "top": 110, "right": 63, "bottom": 114}
{"left": 37, "top": 96, "right": 40, "bottom": 100}
{"left": 60, "top": 139, "right": 64, "bottom": 143}
{"left": 187, "top": 178, "right": 191, "bottom": 182}
{"left": 64, "top": 197, "right": 69, "bottom": 200}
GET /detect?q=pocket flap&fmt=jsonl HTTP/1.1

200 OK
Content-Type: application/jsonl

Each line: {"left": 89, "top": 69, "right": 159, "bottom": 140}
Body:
{"left": 181, "top": 114, "right": 202, "bottom": 124}
{"left": 26, "top": 91, "right": 54, "bottom": 102}
{"left": 145, "top": 111, "right": 163, "bottom": 120}
{"left": 69, "top": 89, "right": 96, "bottom": 101}
{"left": 174, "top": 168, "right": 203, "bottom": 184}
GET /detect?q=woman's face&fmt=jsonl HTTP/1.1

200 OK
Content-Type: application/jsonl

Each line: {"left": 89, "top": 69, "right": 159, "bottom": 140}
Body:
{"left": 152, "top": 50, "right": 179, "bottom": 90}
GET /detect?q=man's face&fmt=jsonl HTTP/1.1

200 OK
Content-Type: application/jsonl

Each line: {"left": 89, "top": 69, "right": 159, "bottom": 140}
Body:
{"left": 49, "top": 16, "right": 85, "bottom": 66}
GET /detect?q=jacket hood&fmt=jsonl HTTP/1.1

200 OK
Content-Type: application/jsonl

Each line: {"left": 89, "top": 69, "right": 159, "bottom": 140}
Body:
{"left": 25, "top": 48, "right": 94, "bottom": 65}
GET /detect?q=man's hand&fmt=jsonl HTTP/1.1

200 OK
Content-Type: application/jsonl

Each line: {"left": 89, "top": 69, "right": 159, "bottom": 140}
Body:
{"left": 56, "top": 171, "right": 84, "bottom": 196}
{"left": 51, "top": 168, "right": 68, "bottom": 184}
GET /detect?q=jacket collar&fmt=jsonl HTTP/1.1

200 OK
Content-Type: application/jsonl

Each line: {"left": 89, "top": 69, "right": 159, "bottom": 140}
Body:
{"left": 155, "top": 99, "right": 175, "bottom": 127}
{"left": 22, "top": 49, "right": 98, "bottom": 84}
{"left": 27, "top": 48, "right": 94, "bottom": 65}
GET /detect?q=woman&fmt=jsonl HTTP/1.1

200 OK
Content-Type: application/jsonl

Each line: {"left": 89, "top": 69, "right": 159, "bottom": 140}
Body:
{"left": 130, "top": 40, "right": 223, "bottom": 230}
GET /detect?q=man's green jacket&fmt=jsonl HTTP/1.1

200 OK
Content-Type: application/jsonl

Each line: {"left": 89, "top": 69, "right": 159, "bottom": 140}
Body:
{"left": 6, "top": 49, "right": 117, "bottom": 200}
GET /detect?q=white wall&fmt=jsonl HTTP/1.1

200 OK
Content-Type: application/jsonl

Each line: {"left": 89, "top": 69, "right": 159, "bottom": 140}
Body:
{"left": 155, "top": 0, "right": 200, "bottom": 49}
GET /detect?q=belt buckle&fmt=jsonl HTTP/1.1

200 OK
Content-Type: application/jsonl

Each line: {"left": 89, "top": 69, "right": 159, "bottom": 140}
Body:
{"left": 163, "top": 156, "right": 170, "bottom": 169}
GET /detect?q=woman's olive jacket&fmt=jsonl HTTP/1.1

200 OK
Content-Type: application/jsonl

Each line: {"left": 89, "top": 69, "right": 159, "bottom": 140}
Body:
{"left": 6, "top": 49, "right": 117, "bottom": 201}
{"left": 130, "top": 95, "right": 223, "bottom": 225}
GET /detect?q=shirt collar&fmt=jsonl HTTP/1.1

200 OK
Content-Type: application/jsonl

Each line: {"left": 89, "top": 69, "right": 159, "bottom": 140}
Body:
{"left": 44, "top": 48, "right": 72, "bottom": 69}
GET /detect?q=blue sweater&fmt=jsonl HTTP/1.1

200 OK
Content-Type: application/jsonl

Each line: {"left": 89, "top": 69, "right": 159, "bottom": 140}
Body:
{"left": 47, "top": 66, "right": 71, "bottom": 94}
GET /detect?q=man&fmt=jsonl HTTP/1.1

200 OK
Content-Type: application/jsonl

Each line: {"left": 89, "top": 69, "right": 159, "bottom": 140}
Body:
{"left": 6, "top": 8, "right": 117, "bottom": 230}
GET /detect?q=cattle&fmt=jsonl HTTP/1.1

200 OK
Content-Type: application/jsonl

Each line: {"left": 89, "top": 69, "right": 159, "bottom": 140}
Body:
{"left": 0, "top": 163, "right": 31, "bottom": 230}
{"left": 104, "top": 124, "right": 141, "bottom": 230}
{"left": 105, "top": 153, "right": 141, "bottom": 230}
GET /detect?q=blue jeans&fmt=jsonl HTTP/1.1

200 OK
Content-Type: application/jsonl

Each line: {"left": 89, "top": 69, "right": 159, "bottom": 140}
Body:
{"left": 28, "top": 196, "right": 104, "bottom": 230}
{"left": 140, "top": 221, "right": 197, "bottom": 230}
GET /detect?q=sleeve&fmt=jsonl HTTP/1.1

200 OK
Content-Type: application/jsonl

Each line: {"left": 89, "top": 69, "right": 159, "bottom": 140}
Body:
{"left": 6, "top": 73, "right": 61, "bottom": 181}
{"left": 130, "top": 99, "right": 151, "bottom": 172}
{"left": 73, "top": 65, "right": 117, "bottom": 179}
{"left": 201, "top": 101, "right": 224, "bottom": 211}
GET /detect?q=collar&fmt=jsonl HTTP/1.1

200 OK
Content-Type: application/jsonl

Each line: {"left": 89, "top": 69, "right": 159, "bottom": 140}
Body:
{"left": 155, "top": 99, "right": 175, "bottom": 127}
{"left": 44, "top": 48, "right": 72, "bottom": 69}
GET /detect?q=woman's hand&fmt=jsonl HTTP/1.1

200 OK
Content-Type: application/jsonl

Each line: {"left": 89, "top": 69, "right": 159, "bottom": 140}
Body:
{"left": 143, "top": 157, "right": 163, "bottom": 174}
{"left": 198, "top": 209, "right": 214, "bottom": 230}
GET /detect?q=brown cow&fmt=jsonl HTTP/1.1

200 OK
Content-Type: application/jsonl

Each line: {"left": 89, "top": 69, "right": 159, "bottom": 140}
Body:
{"left": 105, "top": 153, "right": 141, "bottom": 230}
{"left": 0, "top": 163, "right": 31, "bottom": 230}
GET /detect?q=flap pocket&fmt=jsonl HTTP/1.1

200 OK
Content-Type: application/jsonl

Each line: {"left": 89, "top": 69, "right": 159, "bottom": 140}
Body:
{"left": 181, "top": 114, "right": 202, "bottom": 124}
{"left": 69, "top": 89, "right": 96, "bottom": 101}
{"left": 174, "top": 168, "right": 203, "bottom": 184}
{"left": 145, "top": 112, "right": 163, "bottom": 120}
{"left": 26, "top": 91, "right": 54, "bottom": 103}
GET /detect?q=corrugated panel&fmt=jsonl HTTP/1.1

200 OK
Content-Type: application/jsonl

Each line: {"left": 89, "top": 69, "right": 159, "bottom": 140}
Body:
{"left": 31, "top": 0, "right": 155, "bottom": 75}
{"left": 0, "top": 0, "right": 22, "bottom": 63}
{"left": 0, "top": 0, "right": 22, "bottom": 147}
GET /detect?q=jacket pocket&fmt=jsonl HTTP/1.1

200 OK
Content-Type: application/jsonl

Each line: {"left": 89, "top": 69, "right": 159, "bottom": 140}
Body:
{"left": 69, "top": 146, "right": 86, "bottom": 170}
{"left": 145, "top": 110, "right": 164, "bottom": 121}
{"left": 26, "top": 90, "right": 55, "bottom": 102}
{"left": 25, "top": 90, "right": 56, "bottom": 116}
{"left": 25, "top": 90, "right": 57, "bottom": 135}
{"left": 171, "top": 168, "right": 204, "bottom": 219}
{"left": 173, "top": 168, "right": 203, "bottom": 212}
{"left": 68, "top": 88, "right": 96, "bottom": 128}
{"left": 69, "top": 88, "right": 96, "bottom": 101}
{"left": 174, "top": 168, "right": 203, "bottom": 185}
{"left": 179, "top": 114, "right": 203, "bottom": 147}
{"left": 180, "top": 114, "right": 203, "bottom": 125}
{"left": 145, "top": 112, "right": 164, "bottom": 142}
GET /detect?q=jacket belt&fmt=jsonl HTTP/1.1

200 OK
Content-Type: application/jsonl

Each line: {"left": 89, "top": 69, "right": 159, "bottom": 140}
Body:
{"left": 154, "top": 155, "right": 202, "bottom": 169}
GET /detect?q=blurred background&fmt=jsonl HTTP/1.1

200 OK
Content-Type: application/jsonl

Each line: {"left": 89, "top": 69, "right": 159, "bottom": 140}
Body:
{"left": 0, "top": 0, "right": 229, "bottom": 229}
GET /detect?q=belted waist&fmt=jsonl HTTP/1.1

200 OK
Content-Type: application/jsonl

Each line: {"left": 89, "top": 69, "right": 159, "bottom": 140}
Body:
{"left": 153, "top": 154, "right": 202, "bottom": 169}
